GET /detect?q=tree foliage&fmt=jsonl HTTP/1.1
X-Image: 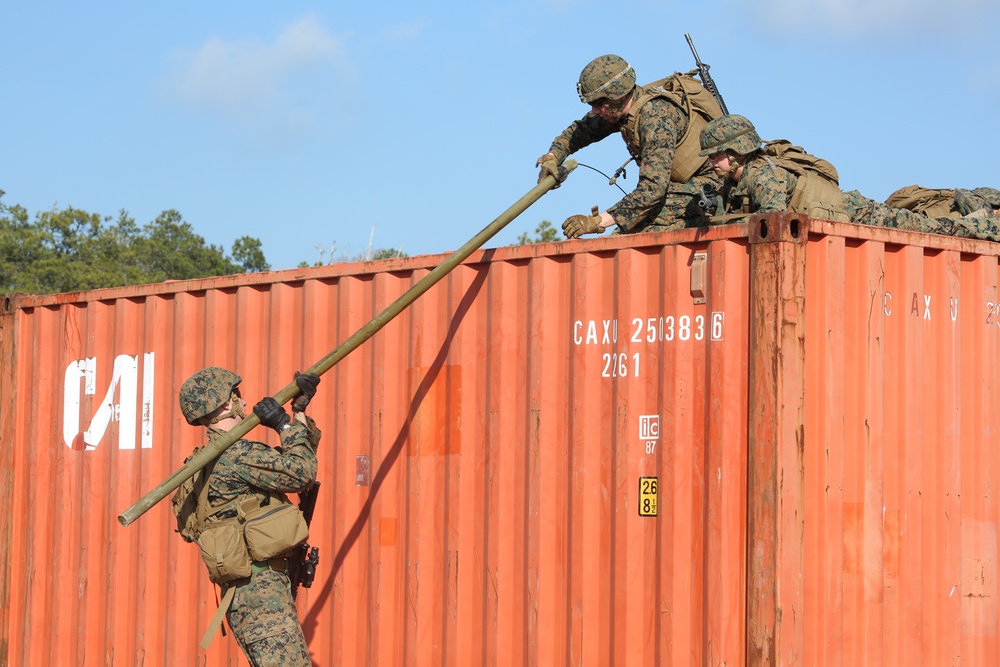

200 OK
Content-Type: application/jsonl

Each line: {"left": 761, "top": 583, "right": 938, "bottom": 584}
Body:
{"left": 297, "top": 245, "right": 409, "bottom": 268}
{"left": 0, "top": 190, "right": 270, "bottom": 295}
{"left": 515, "top": 220, "right": 560, "bottom": 245}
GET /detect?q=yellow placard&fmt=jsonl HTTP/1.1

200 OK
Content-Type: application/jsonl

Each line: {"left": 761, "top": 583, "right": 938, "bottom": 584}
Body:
{"left": 638, "top": 476, "right": 658, "bottom": 517}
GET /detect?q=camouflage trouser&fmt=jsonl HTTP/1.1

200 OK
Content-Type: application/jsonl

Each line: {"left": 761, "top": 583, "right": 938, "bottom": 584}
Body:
{"left": 955, "top": 187, "right": 1000, "bottom": 216}
{"left": 226, "top": 570, "right": 312, "bottom": 667}
{"left": 627, "top": 170, "right": 724, "bottom": 234}
{"left": 843, "top": 189, "right": 1000, "bottom": 242}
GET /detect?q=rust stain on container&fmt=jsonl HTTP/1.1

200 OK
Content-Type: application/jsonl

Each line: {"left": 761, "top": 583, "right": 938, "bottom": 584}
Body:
{"left": 1, "top": 219, "right": 999, "bottom": 665}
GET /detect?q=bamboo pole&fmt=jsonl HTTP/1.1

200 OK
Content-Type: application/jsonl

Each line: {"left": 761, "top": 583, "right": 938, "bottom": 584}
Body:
{"left": 119, "top": 161, "right": 577, "bottom": 527}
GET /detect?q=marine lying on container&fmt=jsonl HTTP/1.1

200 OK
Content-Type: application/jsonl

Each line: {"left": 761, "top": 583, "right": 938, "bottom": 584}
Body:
{"left": 884, "top": 184, "right": 1000, "bottom": 219}
{"left": 171, "top": 366, "right": 321, "bottom": 666}
{"left": 697, "top": 113, "right": 1000, "bottom": 242}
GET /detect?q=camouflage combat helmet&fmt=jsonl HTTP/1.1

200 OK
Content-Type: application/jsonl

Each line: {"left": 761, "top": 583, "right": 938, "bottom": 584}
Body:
{"left": 577, "top": 54, "right": 636, "bottom": 103}
{"left": 179, "top": 366, "right": 242, "bottom": 425}
{"left": 699, "top": 114, "right": 762, "bottom": 157}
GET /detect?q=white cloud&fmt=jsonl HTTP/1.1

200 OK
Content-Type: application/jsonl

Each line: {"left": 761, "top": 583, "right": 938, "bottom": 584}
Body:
{"left": 744, "top": 0, "right": 995, "bottom": 36}
{"left": 162, "top": 15, "right": 353, "bottom": 142}
{"left": 381, "top": 21, "right": 427, "bottom": 43}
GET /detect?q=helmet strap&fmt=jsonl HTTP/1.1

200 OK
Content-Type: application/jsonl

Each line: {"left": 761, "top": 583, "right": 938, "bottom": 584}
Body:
{"left": 725, "top": 150, "right": 743, "bottom": 178}
{"left": 204, "top": 390, "right": 245, "bottom": 425}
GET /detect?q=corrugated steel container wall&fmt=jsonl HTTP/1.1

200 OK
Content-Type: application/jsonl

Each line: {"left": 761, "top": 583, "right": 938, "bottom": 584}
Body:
{"left": 2, "top": 216, "right": 999, "bottom": 666}
{"left": 0, "top": 225, "right": 751, "bottom": 667}
{"left": 793, "top": 217, "right": 1000, "bottom": 665}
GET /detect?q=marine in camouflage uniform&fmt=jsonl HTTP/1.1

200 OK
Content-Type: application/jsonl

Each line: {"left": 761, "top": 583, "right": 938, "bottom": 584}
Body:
{"left": 177, "top": 367, "right": 321, "bottom": 667}
{"left": 698, "top": 114, "right": 1000, "bottom": 242}
{"left": 886, "top": 185, "right": 1000, "bottom": 218}
{"left": 536, "top": 54, "right": 722, "bottom": 237}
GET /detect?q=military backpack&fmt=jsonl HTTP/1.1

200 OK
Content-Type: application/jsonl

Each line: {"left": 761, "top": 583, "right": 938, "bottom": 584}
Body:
{"left": 621, "top": 70, "right": 725, "bottom": 182}
{"left": 758, "top": 140, "right": 850, "bottom": 222}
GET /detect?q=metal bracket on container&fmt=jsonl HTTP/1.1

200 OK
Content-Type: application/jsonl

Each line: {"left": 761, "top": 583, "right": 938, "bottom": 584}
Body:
{"left": 690, "top": 252, "right": 707, "bottom": 305}
{"left": 748, "top": 212, "right": 808, "bottom": 245}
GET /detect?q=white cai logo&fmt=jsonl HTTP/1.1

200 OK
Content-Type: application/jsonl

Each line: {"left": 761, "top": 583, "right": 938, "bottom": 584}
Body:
{"left": 63, "top": 353, "right": 155, "bottom": 451}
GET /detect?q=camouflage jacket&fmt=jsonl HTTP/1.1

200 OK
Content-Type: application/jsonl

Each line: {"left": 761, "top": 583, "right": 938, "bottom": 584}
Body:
{"left": 204, "top": 418, "right": 319, "bottom": 514}
{"left": 722, "top": 154, "right": 799, "bottom": 214}
{"left": 548, "top": 96, "right": 688, "bottom": 231}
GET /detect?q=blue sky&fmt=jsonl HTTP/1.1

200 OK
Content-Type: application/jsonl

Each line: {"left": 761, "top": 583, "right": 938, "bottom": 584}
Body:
{"left": 3, "top": 1, "right": 999, "bottom": 271}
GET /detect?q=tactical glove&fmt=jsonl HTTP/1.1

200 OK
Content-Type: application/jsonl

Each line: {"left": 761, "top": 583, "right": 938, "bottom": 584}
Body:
{"left": 254, "top": 397, "right": 291, "bottom": 432}
{"left": 535, "top": 152, "right": 564, "bottom": 188}
{"left": 292, "top": 371, "right": 320, "bottom": 413}
{"left": 562, "top": 207, "right": 604, "bottom": 238}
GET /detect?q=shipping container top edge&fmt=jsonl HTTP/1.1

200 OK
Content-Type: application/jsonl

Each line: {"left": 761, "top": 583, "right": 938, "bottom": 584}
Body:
{"left": 5, "top": 216, "right": 985, "bottom": 311}
{"left": 805, "top": 217, "right": 1000, "bottom": 255}
{"left": 0, "top": 226, "right": 755, "bottom": 310}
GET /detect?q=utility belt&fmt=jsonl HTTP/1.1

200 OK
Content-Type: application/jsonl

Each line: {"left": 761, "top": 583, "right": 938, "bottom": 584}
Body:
{"left": 250, "top": 558, "right": 288, "bottom": 575}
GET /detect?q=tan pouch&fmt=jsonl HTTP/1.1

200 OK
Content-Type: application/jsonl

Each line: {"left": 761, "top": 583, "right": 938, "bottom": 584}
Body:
{"left": 198, "top": 520, "right": 252, "bottom": 583}
{"left": 243, "top": 502, "right": 309, "bottom": 562}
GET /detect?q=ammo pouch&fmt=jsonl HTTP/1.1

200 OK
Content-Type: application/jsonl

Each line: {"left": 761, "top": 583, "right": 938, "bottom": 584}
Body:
{"left": 198, "top": 517, "right": 252, "bottom": 584}
{"left": 240, "top": 500, "right": 309, "bottom": 562}
{"left": 197, "top": 498, "right": 309, "bottom": 583}
{"left": 193, "top": 463, "right": 309, "bottom": 583}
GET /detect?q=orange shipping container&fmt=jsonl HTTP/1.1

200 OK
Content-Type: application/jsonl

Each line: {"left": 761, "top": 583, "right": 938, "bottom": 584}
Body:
{"left": 1, "top": 214, "right": 998, "bottom": 666}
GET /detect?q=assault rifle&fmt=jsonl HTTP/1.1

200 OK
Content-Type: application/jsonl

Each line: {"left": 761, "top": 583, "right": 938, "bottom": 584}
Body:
{"left": 289, "top": 481, "right": 321, "bottom": 599}
{"left": 697, "top": 183, "right": 721, "bottom": 219}
{"left": 685, "top": 33, "right": 729, "bottom": 115}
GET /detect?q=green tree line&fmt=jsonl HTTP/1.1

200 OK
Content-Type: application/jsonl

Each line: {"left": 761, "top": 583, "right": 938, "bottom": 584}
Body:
{"left": 1, "top": 188, "right": 557, "bottom": 296}
{"left": 0, "top": 190, "right": 269, "bottom": 295}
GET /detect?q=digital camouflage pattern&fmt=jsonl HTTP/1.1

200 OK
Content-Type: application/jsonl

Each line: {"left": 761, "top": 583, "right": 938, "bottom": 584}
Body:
{"left": 207, "top": 421, "right": 320, "bottom": 667}
{"left": 721, "top": 157, "right": 798, "bottom": 214}
{"left": 577, "top": 54, "right": 636, "bottom": 103}
{"left": 548, "top": 95, "right": 722, "bottom": 232}
{"left": 954, "top": 188, "right": 1000, "bottom": 216}
{"left": 179, "top": 367, "right": 241, "bottom": 425}
{"left": 699, "top": 114, "right": 762, "bottom": 157}
{"left": 227, "top": 570, "right": 313, "bottom": 667}
{"left": 842, "top": 190, "right": 1000, "bottom": 240}
{"left": 720, "top": 153, "right": 1000, "bottom": 240}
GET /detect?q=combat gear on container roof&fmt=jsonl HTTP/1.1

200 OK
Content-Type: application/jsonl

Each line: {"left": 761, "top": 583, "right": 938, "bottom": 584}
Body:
{"left": 887, "top": 186, "right": 1000, "bottom": 218}
{"left": 700, "top": 115, "right": 849, "bottom": 222}
{"left": 700, "top": 113, "right": 1000, "bottom": 241}
{"left": 621, "top": 72, "right": 724, "bottom": 182}
{"left": 577, "top": 54, "right": 636, "bottom": 103}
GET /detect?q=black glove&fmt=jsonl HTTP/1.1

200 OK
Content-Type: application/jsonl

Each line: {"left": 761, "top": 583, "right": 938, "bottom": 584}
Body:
{"left": 254, "top": 397, "right": 291, "bottom": 432}
{"left": 292, "top": 371, "right": 320, "bottom": 413}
